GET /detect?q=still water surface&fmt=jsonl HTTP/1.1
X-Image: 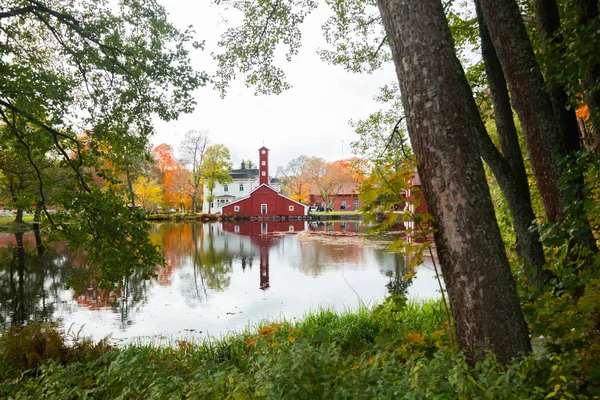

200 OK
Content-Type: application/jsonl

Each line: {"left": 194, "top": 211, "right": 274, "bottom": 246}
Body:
{"left": 0, "top": 221, "right": 439, "bottom": 342}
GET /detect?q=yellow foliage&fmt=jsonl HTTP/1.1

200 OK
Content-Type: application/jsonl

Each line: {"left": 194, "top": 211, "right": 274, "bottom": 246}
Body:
{"left": 133, "top": 176, "right": 162, "bottom": 211}
{"left": 407, "top": 332, "right": 425, "bottom": 345}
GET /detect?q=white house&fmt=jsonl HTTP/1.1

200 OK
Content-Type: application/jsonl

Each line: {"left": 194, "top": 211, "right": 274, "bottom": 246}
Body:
{"left": 201, "top": 159, "right": 282, "bottom": 214}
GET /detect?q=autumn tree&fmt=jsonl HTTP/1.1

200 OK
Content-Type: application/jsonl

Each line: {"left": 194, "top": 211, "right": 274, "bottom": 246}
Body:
{"left": 179, "top": 129, "right": 209, "bottom": 213}
{"left": 201, "top": 144, "right": 232, "bottom": 214}
{"left": 305, "top": 157, "right": 354, "bottom": 210}
{"left": 279, "top": 155, "right": 311, "bottom": 203}
{"left": 132, "top": 177, "right": 162, "bottom": 212}
{"left": 167, "top": 167, "right": 194, "bottom": 212}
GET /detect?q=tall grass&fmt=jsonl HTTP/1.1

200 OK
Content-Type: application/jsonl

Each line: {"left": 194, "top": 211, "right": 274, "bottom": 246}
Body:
{"left": 0, "top": 300, "right": 549, "bottom": 399}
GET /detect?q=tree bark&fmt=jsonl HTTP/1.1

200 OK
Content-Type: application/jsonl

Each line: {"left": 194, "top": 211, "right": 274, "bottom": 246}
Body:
{"left": 478, "top": 0, "right": 566, "bottom": 224}
{"left": 532, "top": 0, "right": 581, "bottom": 154}
{"left": 14, "top": 209, "right": 24, "bottom": 223}
{"left": 125, "top": 162, "right": 135, "bottom": 208}
{"left": 479, "top": 0, "right": 598, "bottom": 258}
{"left": 577, "top": 0, "right": 600, "bottom": 145}
{"left": 532, "top": 0, "right": 599, "bottom": 254}
{"left": 377, "top": 0, "right": 531, "bottom": 363}
{"left": 475, "top": 0, "right": 550, "bottom": 290}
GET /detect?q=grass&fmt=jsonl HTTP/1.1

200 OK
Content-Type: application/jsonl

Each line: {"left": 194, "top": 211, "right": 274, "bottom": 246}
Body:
{"left": 0, "top": 299, "right": 558, "bottom": 399}
{"left": 0, "top": 214, "right": 35, "bottom": 232}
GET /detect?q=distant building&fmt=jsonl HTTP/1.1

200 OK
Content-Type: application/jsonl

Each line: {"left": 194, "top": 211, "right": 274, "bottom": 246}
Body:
{"left": 221, "top": 147, "right": 307, "bottom": 217}
{"left": 201, "top": 151, "right": 282, "bottom": 214}
{"left": 307, "top": 170, "right": 428, "bottom": 214}
{"left": 308, "top": 182, "right": 361, "bottom": 211}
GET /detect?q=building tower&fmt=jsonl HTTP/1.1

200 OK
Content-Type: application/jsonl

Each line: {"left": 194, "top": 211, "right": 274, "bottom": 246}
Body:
{"left": 259, "top": 146, "right": 269, "bottom": 186}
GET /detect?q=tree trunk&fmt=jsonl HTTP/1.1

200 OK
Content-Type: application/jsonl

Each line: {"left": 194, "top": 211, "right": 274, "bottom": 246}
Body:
{"left": 125, "top": 162, "right": 135, "bottom": 208}
{"left": 577, "top": 0, "right": 600, "bottom": 143}
{"left": 533, "top": 0, "right": 582, "bottom": 154}
{"left": 191, "top": 193, "right": 197, "bottom": 215}
{"left": 479, "top": 0, "right": 598, "bottom": 255}
{"left": 14, "top": 209, "right": 24, "bottom": 224}
{"left": 377, "top": 0, "right": 531, "bottom": 363}
{"left": 478, "top": 0, "right": 567, "bottom": 224}
{"left": 475, "top": 0, "right": 550, "bottom": 290}
{"left": 532, "top": 0, "right": 599, "bottom": 254}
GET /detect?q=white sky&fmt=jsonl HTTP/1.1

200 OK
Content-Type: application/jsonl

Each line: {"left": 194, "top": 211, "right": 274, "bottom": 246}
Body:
{"left": 151, "top": 1, "right": 396, "bottom": 173}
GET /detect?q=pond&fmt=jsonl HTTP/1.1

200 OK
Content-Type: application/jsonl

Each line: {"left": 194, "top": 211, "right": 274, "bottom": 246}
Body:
{"left": 0, "top": 221, "right": 440, "bottom": 343}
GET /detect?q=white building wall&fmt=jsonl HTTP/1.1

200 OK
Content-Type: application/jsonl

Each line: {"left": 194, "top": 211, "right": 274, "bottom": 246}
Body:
{"left": 201, "top": 178, "right": 259, "bottom": 213}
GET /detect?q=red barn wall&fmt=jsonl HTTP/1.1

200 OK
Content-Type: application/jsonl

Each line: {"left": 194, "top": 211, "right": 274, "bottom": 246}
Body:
{"left": 222, "top": 186, "right": 305, "bottom": 217}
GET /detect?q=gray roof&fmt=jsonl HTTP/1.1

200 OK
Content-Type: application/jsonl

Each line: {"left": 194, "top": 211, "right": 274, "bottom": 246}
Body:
{"left": 229, "top": 168, "right": 259, "bottom": 180}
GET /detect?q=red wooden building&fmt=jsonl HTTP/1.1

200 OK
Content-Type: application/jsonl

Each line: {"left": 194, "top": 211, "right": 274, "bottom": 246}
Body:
{"left": 308, "top": 182, "right": 361, "bottom": 211}
{"left": 221, "top": 147, "right": 307, "bottom": 217}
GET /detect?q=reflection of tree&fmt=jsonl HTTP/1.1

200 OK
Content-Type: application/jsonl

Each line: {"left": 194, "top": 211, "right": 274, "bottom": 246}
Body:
{"left": 0, "top": 232, "right": 68, "bottom": 329}
{"left": 375, "top": 249, "right": 413, "bottom": 297}
{"left": 164, "top": 223, "right": 235, "bottom": 307}
{"left": 0, "top": 230, "right": 153, "bottom": 331}
{"left": 199, "top": 224, "right": 233, "bottom": 291}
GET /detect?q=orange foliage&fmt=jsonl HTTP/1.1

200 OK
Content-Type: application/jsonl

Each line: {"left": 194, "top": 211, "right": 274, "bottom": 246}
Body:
{"left": 152, "top": 144, "right": 194, "bottom": 210}
{"left": 152, "top": 144, "right": 177, "bottom": 177}
{"left": 333, "top": 158, "right": 366, "bottom": 183}
{"left": 576, "top": 105, "right": 590, "bottom": 121}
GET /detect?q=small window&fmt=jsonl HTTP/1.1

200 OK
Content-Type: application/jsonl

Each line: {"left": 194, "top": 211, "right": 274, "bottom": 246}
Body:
{"left": 354, "top": 200, "right": 359, "bottom": 210}
{"left": 261, "top": 204, "right": 267, "bottom": 214}
{"left": 234, "top": 206, "right": 240, "bottom": 212}
{"left": 341, "top": 200, "right": 346, "bottom": 210}
{"left": 261, "top": 161, "right": 266, "bottom": 166}
{"left": 289, "top": 205, "right": 294, "bottom": 211}
{"left": 224, "top": 185, "right": 228, "bottom": 192}
{"left": 289, "top": 225, "right": 294, "bottom": 232}
{"left": 239, "top": 184, "right": 244, "bottom": 191}
{"left": 261, "top": 171, "right": 266, "bottom": 176}
{"left": 234, "top": 225, "right": 240, "bottom": 233}
{"left": 262, "top": 150, "right": 266, "bottom": 154}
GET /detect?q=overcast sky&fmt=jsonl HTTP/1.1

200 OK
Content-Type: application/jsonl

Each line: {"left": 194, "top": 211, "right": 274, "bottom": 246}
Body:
{"left": 151, "top": 1, "right": 396, "bottom": 173}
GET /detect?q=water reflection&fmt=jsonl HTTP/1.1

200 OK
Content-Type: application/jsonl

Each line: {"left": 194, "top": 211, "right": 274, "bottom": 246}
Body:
{"left": 0, "top": 232, "right": 66, "bottom": 329}
{"left": 0, "top": 221, "right": 439, "bottom": 340}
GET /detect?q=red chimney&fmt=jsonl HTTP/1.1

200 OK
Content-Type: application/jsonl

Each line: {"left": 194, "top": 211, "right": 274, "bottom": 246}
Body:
{"left": 259, "top": 146, "right": 269, "bottom": 185}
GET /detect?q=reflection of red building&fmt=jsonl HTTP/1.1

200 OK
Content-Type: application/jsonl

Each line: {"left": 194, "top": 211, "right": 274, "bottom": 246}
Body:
{"left": 222, "top": 221, "right": 305, "bottom": 290}
{"left": 222, "top": 147, "right": 307, "bottom": 218}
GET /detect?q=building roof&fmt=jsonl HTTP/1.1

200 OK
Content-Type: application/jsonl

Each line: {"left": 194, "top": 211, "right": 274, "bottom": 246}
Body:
{"left": 309, "top": 182, "right": 360, "bottom": 196}
{"left": 229, "top": 168, "right": 259, "bottom": 180}
{"left": 222, "top": 184, "right": 308, "bottom": 209}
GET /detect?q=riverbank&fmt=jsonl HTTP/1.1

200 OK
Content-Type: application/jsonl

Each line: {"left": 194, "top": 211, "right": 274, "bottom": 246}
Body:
{"left": 145, "top": 211, "right": 362, "bottom": 222}
{"left": 0, "top": 299, "right": 568, "bottom": 398}
{"left": 0, "top": 215, "right": 35, "bottom": 233}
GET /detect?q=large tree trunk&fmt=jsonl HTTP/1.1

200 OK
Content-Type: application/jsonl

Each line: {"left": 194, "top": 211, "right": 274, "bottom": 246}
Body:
{"left": 377, "top": 0, "right": 531, "bottom": 363}
{"left": 14, "top": 209, "right": 24, "bottom": 224}
{"left": 477, "top": 0, "right": 566, "bottom": 224}
{"left": 478, "top": 0, "right": 598, "bottom": 253}
{"left": 533, "top": 0, "right": 582, "bottom": 154}
{"left": 577, "top": 0, "right": 600, "bottom": 146}
{"left": 475, "top": 0, "right": 550, "bottom": 290}
{"left": 532, "top": 0, "right": 599, "bottom": 254}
